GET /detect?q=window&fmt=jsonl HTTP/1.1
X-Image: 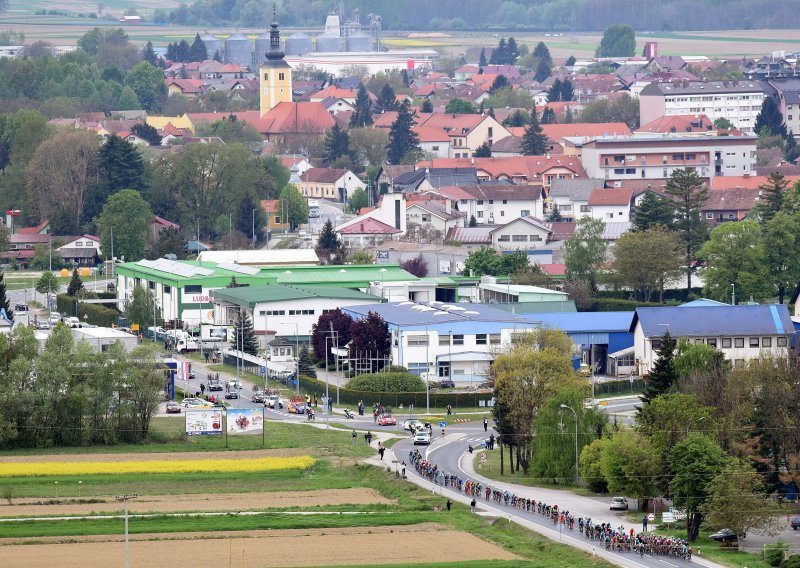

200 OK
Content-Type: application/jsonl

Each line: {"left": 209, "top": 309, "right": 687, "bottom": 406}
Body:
{"left": 452, "top": 334, "right": 464, "bottom": 345}
{"left": 502, "top": 200, "right": 507, "bottom": 204}
{"left": 521, "top": 210, "right": 530, "bottom": 216}
{"left": 76, "top": 242, "right": 83, "bottom": 247}
{"left": 749, "top": 337, "right": 759, "bottom": 348}
{"left": 439, "top": 334, "right": 451, "bottom": 346}
{"left": 625, "top": 168, "right": 636, "bottom": 174}
{"left": 685, "top": 153, "right": 696, "bottom": 160}
{"left": 498, "top": 235, "right": 510, "bottom": 242}
{"left": 727, "top": 213, "right": 735, "bottom": 219}
{"left": 148, "top": 281, "right": 155, "bottom": 290}
{"left": 512, "top": 235, "right": 528, "bottom": 242}
{"left": 614, "top": 168, "right": 625, "bottom": 174}
{"left": 278, "top": 72, "right": 285, "bottom": 80}
{"left": 263, "top": 73, "right": 268, "bottom": 81}
{"left": 265, "top": 310, "right": 285, "bottom": 316}
{"left": 407, "top": 335, "right": 429, "bottom": 346}
{"left": 489, "top": 200, "right": 494, "bottom": 204}
{"left": 761, "top": 337, "right": 772, "bottom": 347}
{"left": 530, "top": 235, "right": 542, "bottom": 241}
{"left": 663, "top": 168, "right": 669, "bottom": 177}
{"left": 408, "top": 363, "right": 428, "bottom": 376}
{"left": 476, "top": 334, "right": 487, "bottom": 345}
{"left": 477, "top": 211, "right": 484, "bottom": 218}
{"left": 706, "top": 338, "right": 717, "bottom": 348}
{"left": 477, "top": 200, "right": 484, "bottom": 205}
{"left": 673, "top": 154, "right": 683, "bottom": 161}
{"left": 164, "top": 285, "right": 171, "bottom": 294}
{"left": 274, "top": 215, "right": 281, "bottom": 224}
{"left": 259, "top": 310, "right": 266, "bottom": 316}
{"left": 500, "top": 211, "right": 505, "bottom": 217}
{"left": 489, "top": 333, "right": 501, "bottom": 345}
{"left": 580, "top": 205, "right": 590, "bottom": 212}
{"left": 705, "top": 212, "right": 713, "bottom": 219}
{"left": 651, "top": 339, "right": 662, "bottom": 351}
{"left": 777, "top": 336, "right": 788, "bottom": 347}
{"left": 734, "top": 337, "right": 744, "bottom": 348}
{"left": 722, "top": 338, "right": 732, "bottom": 348}
{"left": 432, "top": 146, "right": 439, "bottom": 151}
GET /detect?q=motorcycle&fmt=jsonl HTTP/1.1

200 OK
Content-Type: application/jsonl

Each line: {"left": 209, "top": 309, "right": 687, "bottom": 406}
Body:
{"left": 189, "top": 371, "right": 196, "bottom": 380}
{"left": 343, "top": 409, "right": 355, "bottom": 419}
{"left": 307, "top": 409, "right": 316, "bottom": 420}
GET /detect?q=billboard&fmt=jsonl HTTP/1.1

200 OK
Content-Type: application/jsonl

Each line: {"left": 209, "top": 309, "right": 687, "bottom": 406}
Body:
{"left": 227, "top": 408, "right": 264, "bottom": 434}
{"left": 200, "top": 324, "right": 233, "bottom": 343}
{"left": 185, "top": 408, "right": 223, "bottom": 436}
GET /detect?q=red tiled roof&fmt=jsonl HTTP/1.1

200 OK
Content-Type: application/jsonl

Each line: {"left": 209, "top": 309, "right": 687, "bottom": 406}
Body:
{"left": 703, "top": 188, "right": 760, "bottom": 212}
{"left": 539, "top": 263, "right": 566, "bottom": 276}
{"left": 545, "top": 222, "right": 576, "bottom": 241}
{"left": 412, "top": 126, "right": 451, "bottom": 142}
{"left": 160, "top": 122, "right": 184, "bottom": 136}
{"left": 588, "top": 187, "right": 636, "bottom": 206}
{"left": 338, "top": 218, "right": 400, "bottom": 235}
{"left": 257, "top": 102, "right": 335, "bottom": 135}
{"left": 636, "top": 114, "right": 714, "bottom": 134}
{"left": 311, "top": 85, "right": 357, "bottom": 100}
{"left": 10, "top": 234, "right": 52, "bottom": 244}
{"left": 415, "top": 155, "right": 586, "bottom": 180}
{"left": 167, "top": 78, "right": 204, "bottom": 93}
{"left": 17, "top": 220, "right": 49, "bottom": 235}
{"left": 542, "top": 122, "right": 632, "bottom": 141}
{"left": 711, "top": 174, "right": 800, "bottom": 191}
{"left": 433, "top": 186, "right": 476, "bottom": 201}
{"left": 301, "top": 167, "right": 347, "bottom": 184}
{"left": 153, "top": 215, "right": 180, "bottom": 229}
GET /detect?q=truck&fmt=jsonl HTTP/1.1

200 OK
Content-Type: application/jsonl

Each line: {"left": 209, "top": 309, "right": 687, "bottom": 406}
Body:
{"left": 308, "top": 199, "right": 320, "bottom": 218}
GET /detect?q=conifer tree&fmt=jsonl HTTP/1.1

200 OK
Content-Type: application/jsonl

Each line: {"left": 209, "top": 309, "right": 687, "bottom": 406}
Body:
{"left": 298, "top": 344, "right": 317, "bottom": 378}
{"left": 231, "top": 310, "right": 259, "bottom": 356}
{"left": 386, "top": 101, "right": 420, "bottom": 164}
{"left": 349, "top": 84, "right": 373, "bottom": 127}
{"left": 479, "top": 48, "right": 487, "bottom": 67}
{"left": 323, "top": 124, "right": 352, "bottom": 165}
{"left": 375, "top": 83, "right": 398, "bottom": 113}
{"left": 189, "top": 33, "right": 208, "bottom": 62}
{"left": 420, "top": 98, "right": 433, "bottom": 113}
{"left": 0, "top": 271, "right": 12, "bottom": 321}
{"left": 67, "top": 268, "right": 84, "bottom": 297}
{"left": 521, "top": 105, "right": 547, "bottom": 155}
{"left": 142, "top": 41, "right": 158, "bottom": 67}
{"left": 640, "top": 332, "right": 677, "bottom": 406}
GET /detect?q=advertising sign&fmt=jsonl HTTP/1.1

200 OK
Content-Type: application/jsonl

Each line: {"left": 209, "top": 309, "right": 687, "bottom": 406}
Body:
{"left": 185, "top": 408, "right": 223, "bottom": 436}
{"left": 227, "top": 408, "right": 264, "bottom": 434}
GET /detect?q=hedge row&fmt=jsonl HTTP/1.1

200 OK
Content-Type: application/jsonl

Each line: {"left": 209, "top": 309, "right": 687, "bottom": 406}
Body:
{"left": 595, "top": 378, "right": 645, "bottom": 396}
{"left": 345, "top": 372, "right": 426, "bottom": 393}
{"left": 593, "top": 298, "right": 669, "bottom": 312}
{"left": 55, "top": 294, "right": 120, "bottom": 327}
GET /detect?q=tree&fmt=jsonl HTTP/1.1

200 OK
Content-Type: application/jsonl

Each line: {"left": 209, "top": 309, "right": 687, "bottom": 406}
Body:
{"left": 349, "top": 84, "right": 373, "bottom": 127}
{"left": 611, "top": 227, "right": 683, "bottom": 302}
{"left": 349, "top": 312, "right": 391, "bottom": 372}
{"left": 323, "top": 124, "right": 352, "bottom": 165}
{"left": 277, "top": 184, "right": 308, "bottom": 230}
{"left": 563, "top": 217, "right": 607, "bottom": 284}
{"left": 490, "top": 38, "right": 507, "bottom": 65}
{"left": 375, "top": 83, "right": 398, "bottom": 113}
{"left": 664, "top": 168, "right": 709, "bottom": 298}
{"left": 230, "top": 310, "right": 258, "bottom": 356}
{"left": 548, "top": 78, "right": 572, "bottom": 102}
{"left": 347, "top": 250, "right": 374, "bottom": 264}
{"left": 189, "top": 33, "right": 207, "bottom": 62}
{"left": 311, "top": 308, "right": 353, "bottom": 361}
{"left": 298, "top": 344, "right": 316, "bottom": 378}
{"left": 342, "top": 187, "right": 367, "bottom": 215}
{"left": 0, "top": 271, "right": 11, "bottom": 320}
{"left": 131, "top": 123, "right": 162, "bottom": 146}
{"left": 532, "top": 42, "right": 552, "bottom": 67}
{"left": 386, "top": 101, "right": 420, "bottom": 165}
{"left": 540, "top": 107, "right": 557, "bottom": 124}
{"left": 316, "top": 220, "right": 347, "bottom": 265}
{"left": 479, "top": 48, "right": 487, "bottom": 67}
{"left": 152, "top": 226, "right": 185, "bottom": 259}
{"left": 641, "top": 331, "right": 677, "bottom": 405}
{"left": 126, "top": 283, "right": 160, "bottom": 330}
{"left": 764, "top": 212, "right": 800, "bottom": 303}
{"left": 565, "top": 55, "right": 576, "bottom": 67}
{"left": 633, "top": 191, "right": 675, "bottom": 231}
{"left": 534, "top": 58, "right": 552, "bottom": 83}
{"left": 463, "top": 247, "right": 528, "bottom": 277}
{"left": 672, "top": 339, "right": 726, "bottom": 380}
{"left": 400, "top": 255, "right": 429, "bottom": 278}
{"left": 468, "top": 215, "right": 478, "bottom": 227}
{"left": 124, "top": 61, "right": 167, "bottom": 112}
{"left": 473, "top": 142, "right": 492, "bottom": 158}
{"left": 505, "top": 37, "right": 520, "bottom": 63}
{"left": 600, "top": 430, "right": 658, "bottom": 508}
{"left": 580, "top": 438, "right": 608, "bottom": 492}
{"left": 419, "top": 98, "right": 433, "bottom": 113}
{"left": 444, "top": 98, "right": 476, "bottom": 114}
{"left": 752, "top": 172, "right": 789, "bottom": 224}
{"left": 35, "top": 272, "right": 58, "bottom": 297}
{"left": 99, "top": 134, "right": 145, "bottom": 193}
{"left": 596, "top": 24, "right": 636, "bottom": 57}
{"left": 142, "top": 41, "right": 158, "bottom": 67}
{"left": 196, "top": 117, "right": 261, "bottom": 145}
{"left": 503, "top": 109, "right": 530, "bottom": 127}
{"left": 97, "top": 190, "right": 153, "bottom": 262}
{"left": 698, "top": 219, "right": 770, "bottom": 303}
{"left": 521, "top": 105, "right": 547, "bottom": 156}
{"left": 489, "top": 75, "right": 509, "bottom": 93}
{"left": 714, "top": 117, "right": 733, "bottom": 130}
{"left": 755, "top": 97, "right": 787, "bottom": 139}
{"left": 669, "top": 433, "right": 729, "bottom": 541}
{"left": 546, "top": 205, "right": 563, "bottom": 222}
{"left": 579, "top": 94, "right": 640, "bottom": 129}
{"left": 66, "top": 269, "right": 84, "bottom": 297}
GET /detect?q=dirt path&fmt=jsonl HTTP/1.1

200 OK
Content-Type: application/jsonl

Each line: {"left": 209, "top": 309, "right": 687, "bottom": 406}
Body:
{"left": 0, "top": 448, "right": 306, "bottom": 463}
{"left": 0, "top": 488, "right": 392, "bottom": 517}
{"left": 0, "top": 523, "right": 520, "bottom": 567}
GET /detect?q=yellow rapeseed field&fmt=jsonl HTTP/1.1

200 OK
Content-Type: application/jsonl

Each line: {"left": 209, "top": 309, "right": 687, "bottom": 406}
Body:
{"left": 0, "top": 456, "right": 315, "bottom": 477}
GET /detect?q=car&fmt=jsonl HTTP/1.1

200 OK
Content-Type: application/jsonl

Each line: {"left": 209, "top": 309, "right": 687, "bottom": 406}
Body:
{"left": 165, "top": 401, "right": 182, "bottom": 414}
{"left": 182, "top": 397, "right": 214, "bottom": 409}
{"left": 403, "top": 419, "right": 423, "bottom": 432}
{"left": 265, "top": 395, "right": 283, "bottom": 409}
{"left": 224, "top": 389, "right": 239, "bottom": 400}
{"left": 288, "top": 401, "right": 306, "bottom": 414}
{"left": 251, "top": 390, "right": 266, "bottom": 404}
{"left": 48, "top": 312, "right": 61, "bottom": 324}
{"left": 207, "top": 378, "right": 223, "bottom": 392}
{"left": 792, "top": 517, "right": 800, "bottom": 530}
{"left": 35, "top": 320, "right": 51, "bottom": 330}
{"left": 413, "top": 431, "right": 431, "bottom": 445}
{"left": 438, "top": 379, "right": 455, "bottom": 389}
{"left": 66, "top": 316, "right": 81, "bottom": 327}
{"left": 377, "top": 413, "right": 397, "bottom": 426}
{"left": 610, "top": 497, "right": 629, "bottom": 511}
{"left": 709, "top": 528, "right": 739, "bottom": 543}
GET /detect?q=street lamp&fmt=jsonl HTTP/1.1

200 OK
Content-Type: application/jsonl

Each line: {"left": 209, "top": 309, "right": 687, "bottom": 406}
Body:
{"left": 559, "top": 404, "right": 579, "bottom": 486}
{"left": 115, "top": 494, "right": 139, "bottom": 568}
{"left": 731, "top": 282, "right": 736, "bottom": 305}
{"left": 252, "top": 208, "right": 256, "bottom": 244}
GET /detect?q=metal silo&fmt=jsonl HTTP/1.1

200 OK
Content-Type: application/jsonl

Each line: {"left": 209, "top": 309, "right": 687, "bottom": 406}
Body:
{"left": 254, "top": 32, "right": 270, "bottom": 65}
{"left": 224, "top": 33, "right": 251, "bottom": 66}
{"left": 285, "top": 32, "right": 312, "bottom": 55}
{"left": 200, "top": 33, "right": 221, "bottom": 60}
{"left": 346, "top": 32, "right": 372, "bottom": 52}
{"left": 315, "top": 32, "right": 341, "bottom": 53}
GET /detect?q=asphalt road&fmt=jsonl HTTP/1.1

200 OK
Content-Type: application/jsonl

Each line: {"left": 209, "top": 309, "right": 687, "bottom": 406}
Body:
{"left": 308, "top": 199, "right": 343, "bottom": 233}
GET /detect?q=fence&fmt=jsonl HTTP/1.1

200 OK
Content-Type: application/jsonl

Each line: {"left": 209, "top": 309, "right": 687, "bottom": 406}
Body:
{"left": 595, "top": 377, "right": 646, "bottom": 396}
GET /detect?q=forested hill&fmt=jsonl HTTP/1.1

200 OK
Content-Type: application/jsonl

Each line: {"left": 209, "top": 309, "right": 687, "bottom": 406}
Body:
{"left": 158, "top": 0, "right": 800, "bottom": 32}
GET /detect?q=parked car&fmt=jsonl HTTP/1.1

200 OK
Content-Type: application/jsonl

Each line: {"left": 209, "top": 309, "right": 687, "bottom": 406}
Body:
{"left": 709, "top": 528, "right": 739, "bottom": 543}
{"left": 792, "top": 517, "right": 800, "bottom": 530}
{"left": 165, "top": 401, "right": 182, "bottom": 414}
{"left": 413, "top": 431, "right": 431, "bottom": 445}
{"left": 609, "top": 497, "right": 628, "bottom": 511}
{"left": 48, "top": 312, "right": 61, "bottom": 324}
{"left": 182, "top": 397, "right": 213, "bottom": 409}
{"left": 35, "top": 320, "right": 51, "bottom": 330}
{"left": 438, "top": 379, "right": 455, "bottom": 389}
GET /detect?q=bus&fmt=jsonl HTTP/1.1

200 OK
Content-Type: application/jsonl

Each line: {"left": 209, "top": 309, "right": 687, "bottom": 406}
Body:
{"left": 308, "top": 199, "right": 320, "bottom": 218}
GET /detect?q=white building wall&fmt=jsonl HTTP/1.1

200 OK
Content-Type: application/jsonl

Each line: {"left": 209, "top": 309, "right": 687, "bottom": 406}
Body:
{"left": 472, "top": 199, "right": 543, "bottom": 225}
{"left": 590, "top": 203, "right": 632, "bottom": 223}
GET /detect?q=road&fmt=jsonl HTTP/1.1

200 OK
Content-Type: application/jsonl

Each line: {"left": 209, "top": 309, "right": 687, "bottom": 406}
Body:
{"left": 9, "top": 278, "right": 112, "bottom": 315}
{"left": 308, "top": 200, "right": 344, "bottom": 233}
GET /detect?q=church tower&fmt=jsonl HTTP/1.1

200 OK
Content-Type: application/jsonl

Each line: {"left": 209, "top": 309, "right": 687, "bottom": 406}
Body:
{"left": 259, "top": 9, "right": 292, "bottom": 116}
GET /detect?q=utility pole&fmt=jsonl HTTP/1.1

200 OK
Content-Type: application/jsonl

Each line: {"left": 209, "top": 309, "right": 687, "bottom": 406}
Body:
{"left": 560, "top": 405, "right": 579, "bottom": 486}
{"left": 115, "top": 494, "right": 139, "bottom": 568}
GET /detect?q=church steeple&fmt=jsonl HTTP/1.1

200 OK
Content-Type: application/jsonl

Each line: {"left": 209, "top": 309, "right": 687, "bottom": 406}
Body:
{"left": 266, "top": 4, "right": 285, "bottom": 61}
{"left": 259, "top": 3, "right": 293, "bottom": 115}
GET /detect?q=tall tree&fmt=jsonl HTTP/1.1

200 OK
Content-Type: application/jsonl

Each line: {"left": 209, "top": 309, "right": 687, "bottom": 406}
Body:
{"left": 386, "top": 101, "right": 420, "bottom": 165}
{"left": 130, "top": 123, "right": 161, "bottom": 146}
{"left": 663, "top": 168, "right": 708, "bottom": 298}
{"left": 142, "top": 41, "right": 158, "bottom": 67}
{"left": 0, "top": 271, "right": 11, "bottom": 321}
{"left": 479, "top": 48, "right": 487, "bottom": 67}
{"left": 310, "top": 308, "right": 353, "bottom": 360}
{"left": 97, "top": 189, "right": 153, "bottom": 262}
{"left": 560, "top": 79, "right": 574, "bottom": 102}
{"left": 641, "top": 331, "right": 677, "bottom": 405}
{"left": 698, "top": 219, "right": 770, "bottom": 303}
{"left": 520, "top": 105, "right": 547, "bottom": 155}
{"left": 124, "top": 61, "right": 167, "bottom": 112}
{"left": 315, "top": 219, "right": 346, "bottom": 265}
{"left": 323, "top": 124, "right": 352, "bottom": 165}
{"left": 534, "top": 58, "right": 552, "bottom": 83}
{"left": 532, "top": 42, "right": 552, "bottom": 67}
{"left": 297, "top": 344, "right": 316, "bottom": 378}
{"left": 563, "top": 217, "right": 607, "bottom": 284}
{"left": 375, "top": 83, "right": 398, "bottom": 113}
{"left": 612, "top": 226, "right": 683, "bottom": 302}
{"left": 473, "top": 142, "right": 492, "bottom": 157}
{"left": 579, "top": 94, "right": 640, "bottom": 129}
{"left": 444, "top": 98, "right": 476, "bottom": 114}
{"left": 230, "top": 310, "right": 258, "bottom": 356}
{"left": 547, "top": 78, "right": 563, "bottom": 102}
{"left": 66, "top": 269, "right": 84, "bottom": 297}
{"left": 125, "top": 284, "right": 159, "bottom": 330}
{"left": 752, "top": 172, "right": 788, "bottom": 224}
{"left": 540, "top": 107, "right": 557, "bottom": 124}
{"left": 348, "top": 312, "right": 391, "bottom": 372}
{"left": 754, "top": 96, "right": 787, "bottom": 138}
{"left": 505, "top": 37, "right": 519, "bottom": 64}
{"left": 764, "top": 212, "right": 800, "bottom": 303}
{"left": 347, "top": 187, "right": 368, "bottom": 214}
{"left": 600, "top": 430, "right": 658, "bottom": 510}
{"left": 349, "top": 84, "right": 373, "bottom": 127}
{"left": 633, "top": 191, "right": 675, "bottom": 231}
{"left": 188, "top": 33, "right": 207, "bottom": 62}
{"left": 420, "top": 98, "right": 433, "bottom": 113}
{"left": 489, "top": 75, "right": 509, "bottom": 93}
{"left": 400, "top": 255, "right": 429, "bottom": 278}
{"left": 595, "top": 24, "right": 636, "bottom": 57}
{"left": 490, "top": 38, "right": 507, "bottom": 65}
{"left": 277, "top": 184, "right": 308, "bottom": 230}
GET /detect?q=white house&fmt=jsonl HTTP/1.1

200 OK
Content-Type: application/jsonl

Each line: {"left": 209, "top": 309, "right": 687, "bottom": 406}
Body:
{"left": 413, "top": 126, "right": 452, "bottom": 159}
{"left": 300, "top": 168, "right": 366, "bottom": 202}
{"left": 588, "top": 187, "right": 637, "bottom": 223}
{"left": 489, "top": 217, "right": 551, "bottom": 250}
{"left": 337, "top": 193, "right": 407, "bottom": 243}
{"left": 630, "top": 304, "right": 794, "bottom": 374}
{"left": 445, "top": 184, "right": 545, "bottom": 225}
{"left": 548, "top": 178, "right": 605, "bottom": 222}
{"left": 57, "top": 235, "right": 102, "bottom": 267}
{"left": 405, "top": 201, "right": 465, "bottom": 234}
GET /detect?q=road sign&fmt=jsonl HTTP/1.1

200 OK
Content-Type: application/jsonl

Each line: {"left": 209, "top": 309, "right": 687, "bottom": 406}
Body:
{"left": 647, "top": 513, "right": 655, "bottom": 522}
{"left": 293, "top": 379, "right": 299, "bottom": 385}
{"left": 131, "top": 323, "right": 139, "bottom": 331}
{"left": 480, "top": 452, "right": 486, "bottom": 462}
{"left": 439, "top": 420, "right": 446, "bottom": 428}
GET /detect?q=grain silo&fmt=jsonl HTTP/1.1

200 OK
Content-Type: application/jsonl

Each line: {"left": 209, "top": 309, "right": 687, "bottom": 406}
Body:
{"left": 285, "top": 32, "right": 312, "bottom": 55}
{"left": 200, "top": 33, "right": 221, "bottom": 60}
{"left": 346, "top": 32, "right": 372, "bottom": 52}
{"left": 224, "top": 33, "right": 251, "bottom": 66}
{"left": 315, "top": 32, "right": 341, "bottom": 52}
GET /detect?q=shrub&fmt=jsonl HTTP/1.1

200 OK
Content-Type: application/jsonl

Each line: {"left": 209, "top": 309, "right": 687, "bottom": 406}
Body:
{"left": 56, "top": 294, "right": 120, "bottom": 327}
{"left": 346, "top": 372, "right": 425, "bottom": 392}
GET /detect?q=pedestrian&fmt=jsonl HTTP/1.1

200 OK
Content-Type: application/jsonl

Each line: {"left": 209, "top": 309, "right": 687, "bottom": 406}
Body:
{"left": 470, "top": 498, "right": 476, "bottom": 513}
{"left": 373, "top": 410, "right": 378, "bottom": 423}
{"left": 489, "top": 433, "right": 495, "bottom": 450}
{"left": 328, "top": 397, "right": 333, "bottom": 412}
{"left": 200, "top": 383, "right": 206, "bottom": 396}
{"left": 378, "top": 442, "right": 385, "bottom": 460}
{"left": 483, "top": 417, "right": 488, "bottom": 432}
{"left": 401, "top": 461, "right": 406, "bottom": 477}
{"left": 447, "top": 404, "right": 452, "bottom": 416}
{"left": 204, "top": 351, "right": 209, "bottom": 363}
{"left": 642, "top": 515, "right": 648, "bottom": 532}
{"left": 446, "top": 499, "right": 452, "bottom": 511}
{"left": 352, "top": 430, "right": 357, "bottom": 445}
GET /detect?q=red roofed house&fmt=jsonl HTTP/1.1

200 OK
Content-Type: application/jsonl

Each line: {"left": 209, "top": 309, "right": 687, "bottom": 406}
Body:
{"left": 166, "top": 78, "right": 205, "bottom": 99}
{"left": 412, "top": 126, "right": 451, "bottom": 158}
{"left": 635, "top": 114, "right": 717, "bottom": 136}
{"left": 279, "top": 155, "right": 313, "bottom": 176}
{"left": 261, "top": 199, "right": 290, "bottom": 233}
{"left": 337, "top": 217, "right": 401, "bottom": 247}
{"left": 300, "top": 167, "right": 365, "bottom": 201}
{"left": 17, "top": 220, "right": 50, "bottom": 235}
{"left": 57, "top": 235, "right": 102, "bottom": 267}
{"left": 710, "top": 174, "right": 800, "bottom": 191}
{"left": 257, "top": 102, "right": 336, "bottom": 152}
{"left": 588, "top": 187, "right": 639, "bottom": 223}
{"left": 542, "top": 122, "right": 633, "bottom": 149}
{"left": 309, "top": 86, "right": 357, "bottom": 104}
{"left": 702, "top": 188, "right": 761, "bottom": 227}
{"left": 417, "top": 113, "right": 510, "bottom": 158}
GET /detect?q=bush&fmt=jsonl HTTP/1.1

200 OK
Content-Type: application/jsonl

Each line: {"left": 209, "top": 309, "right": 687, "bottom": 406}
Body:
{"left": 782, "top": 554, "right": 800, "bottom": 568}
{"left": 346, "top": 372, "right": 425, "bottom": 392}
{"left": 56, "top": 294, "right": 120, "bottom": 327}
{"left": 765, "top": 541, "right": 788, "bottom": 567}
{"left": 594, "top": 298, "right": 665, "bottom": 312}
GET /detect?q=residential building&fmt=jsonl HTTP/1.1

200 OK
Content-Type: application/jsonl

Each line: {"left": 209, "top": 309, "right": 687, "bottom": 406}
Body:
{"left": 542, "top": 123, "right": 633, "bottom": 152}
{"left": 548, "top": 178, "right": 606, "bottom": 221}
{"left": 446, "top": 183, "right": 545, "bottom": 225}
{"left": 630, "top": 304, "right": 793, "bottom": 373}
{"left": 57, "top": 235, "right": 102, "bottom": 267}
{"left": 341, "top": 301, "right": 540, "bottom": 382}
{"left": 415, "top": 113, "right": 511, "bottom": 158}
{"left": 764, "top": 78, "right": 800, "bottom": 139}
{"left": 405, "top": 201, "right": 465, "bottom": 234}
{"left": 261, "top": 199, "right": 291, "bottom": 234}
{"left": 580, "top": 136, "right": 758, "bottom": 181}
{"left": 337, "top": 217, "right": 401, "bottom": 247}
{"left": 588, "top": 187, "right": 639, "bottom": 223}
{"left": 413, "top": 126, "right": 452, "bottom": 158}
{"left": 488, "top": 217, "right": 551, "bottom": 251}
{"left": 702, "top": 188, "right": 761, "bottom": 226}
{"left": 374, "top": 165, "right": 415, "bottom": 194}
{"left": 300, "top": 168, "right": 365, "bottom": 202}
{"left": 320, "top": 97, "right": 355, "bottom": 115}
{"left": 639, "top": 80, "right": 768, "bottom": 133}
{"left": 337, "top": 194, "right": 407, "bottom": 242}
{"left": 211, "top": 285, "right": 383, "bottom": 356}
{"left": 635, "top": 114, "right": 717, "bottom": 136}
